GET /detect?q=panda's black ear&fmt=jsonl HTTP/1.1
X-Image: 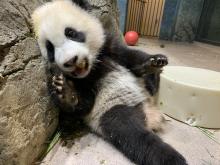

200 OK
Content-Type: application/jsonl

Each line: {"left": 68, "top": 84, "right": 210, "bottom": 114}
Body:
{"left": 71, "top": 0, "right": 92, "bottom": 11}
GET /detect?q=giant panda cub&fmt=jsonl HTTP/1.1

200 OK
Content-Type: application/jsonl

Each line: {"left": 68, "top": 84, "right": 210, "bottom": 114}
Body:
{"left": 32, "top": 0, "right": 187, "bottom": 164}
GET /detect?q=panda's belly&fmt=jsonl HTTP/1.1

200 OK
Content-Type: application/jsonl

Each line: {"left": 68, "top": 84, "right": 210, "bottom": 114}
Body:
{"left": 85, "top": 64, "right": 146, "bottom": 133}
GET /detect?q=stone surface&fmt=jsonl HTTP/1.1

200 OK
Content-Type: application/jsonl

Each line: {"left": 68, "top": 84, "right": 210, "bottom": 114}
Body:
{"left": 0, "top": 0, "right": 120, "bottom": 165}
{"left": 42, "top": 134, "right": 134, "bottom": 165}
{"left": 160, "top": 0, "right": 204, "bottom": 42}
{"left": 159, "top": 0, "right": 180, "bottom": 40}
{"left": 118, "top": 0, "right": 128, "bottom": 33}
{"left": 0, "top": 38, "right": 58, "bottom": 165}
{"left": 198, "top": 0, "right": 220, "bottom": 43}
{"left": 137, "top": 38, "right": 220, "bottom": 72}
{"left": 0, "top": 0, "right": 44, "bottom": 49}
{"left": 0, "top": 1, "right": 59, "bottom": 164}
{"left": 173, "top": 0, "right": 204, "bottom": 42}
{"left": 89, "top": 0, "right": 120, "bottom": 35}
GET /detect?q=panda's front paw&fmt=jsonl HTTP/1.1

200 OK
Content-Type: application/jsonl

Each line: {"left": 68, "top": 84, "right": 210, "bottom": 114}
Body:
{"left": 52, "top": 74, "right": 64, "bottom": 99}
{"left": 149, "top": 54, "right": 168, "bottom": 68}
{"left": 131, "top": 54, "right": 168, "bottom": 76}
{"left": 52, "top": 74, "right": 78, "bottom": 106}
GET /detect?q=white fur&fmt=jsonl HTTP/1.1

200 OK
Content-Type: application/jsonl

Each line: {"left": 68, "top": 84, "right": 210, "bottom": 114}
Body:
{"left": 85, "top": 63, "right": 147, "bottom": 134}
{"left": 32, "top": 0, "right": 105, "bottom": 73}
{"left": 55, "top": 39, "right": 91, "bottom": 73}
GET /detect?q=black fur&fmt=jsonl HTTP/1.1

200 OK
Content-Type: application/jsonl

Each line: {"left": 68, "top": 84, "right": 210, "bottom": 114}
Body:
{"left": 102, "top": 34, "right": 167, "bottom": 95}
{"left": 71, "top": 0, "right": 92, "bottom": 11}
{"left": 144, "top": 72, "right": 161, "bottom": 96}
{"left": 39, "top": 1, "right": 187, "bottom": 164}
{"left": 47, "top": 55, "right": 115, "bottom": 116}
{"left": 104, "top": 33, "right": 168, "bottom": 77}
{"left": 46, "top": 42, "right": 187, "bottom": 164}
{"left": 47, "top": 33, "right": 167, "bottom": 113}
{"left": 44, "top": 6, "right": 183, "bottom": 164}
{"left": 46, "top": 40, "right": 55, "bottom": 62}
{"left": 46, "top": 63, "right": 75, "bottom": 112}
{"left": 65, "top": 27, "right": 86, "bottom": 43}
{"left": 65, "top": 55, "right": 119, "bottom": 114}
{"left": 103, "top": 34, "right": 151, "bottom": 73}
{"left": 100, "top": 104, "right": 188, "bottom": 165}
{"left": 46, "top": 38, "right": 187, "bottom": 165}
{"left": 70, "top": 1, "right": 167, "bottom": 94}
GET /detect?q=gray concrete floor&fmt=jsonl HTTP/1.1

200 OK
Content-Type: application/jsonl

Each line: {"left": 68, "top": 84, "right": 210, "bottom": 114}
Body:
{"left": 137, "top": 37, "right": 220, "bottom": 72}
{"left": 41, "top": 38, "right": 220, "bottom": 165}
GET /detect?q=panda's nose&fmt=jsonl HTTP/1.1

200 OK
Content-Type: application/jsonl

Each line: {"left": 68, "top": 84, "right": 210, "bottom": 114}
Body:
{"left": 64, "top": 56, "right": 78, "bottom": 68}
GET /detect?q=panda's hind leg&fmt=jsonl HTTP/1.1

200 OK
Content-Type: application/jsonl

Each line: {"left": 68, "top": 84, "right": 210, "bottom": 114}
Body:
{"left": 99, "top": 104, "right": 187, "bottom": 165}
{"left": 142, "top": 98, "right": 165, "bottom": 132}
{"left": 145, "top": 108, "right": 165, "bottom": 132}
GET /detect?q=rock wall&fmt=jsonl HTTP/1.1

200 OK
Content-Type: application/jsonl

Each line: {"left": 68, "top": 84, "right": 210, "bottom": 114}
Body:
{"left": 0, "top": 0, "right": 119, "bottom": 165}
{"left": 159, "top": 0, "right": 180, "bottom": 41}
{"left": 0, "top": 0, "right": 58, "bottom": 165}
{"left": 89, "top": 0, "right": 120, "bottom": 35}
{"left": 159, "top": 0, "right": 204, "bottom": 42}
{"left": 173, "top": 0, "right": 204, "bottom": 42}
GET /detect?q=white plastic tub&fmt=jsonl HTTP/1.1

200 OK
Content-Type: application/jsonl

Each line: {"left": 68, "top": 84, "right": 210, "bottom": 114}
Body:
{"left": 158, "top": 66, "right": 220, "bottom": 128}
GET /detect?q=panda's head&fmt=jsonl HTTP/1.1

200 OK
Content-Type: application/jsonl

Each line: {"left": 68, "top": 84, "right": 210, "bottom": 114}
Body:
{"left": 32, "top": 0, "right": 105, "bottom": 78}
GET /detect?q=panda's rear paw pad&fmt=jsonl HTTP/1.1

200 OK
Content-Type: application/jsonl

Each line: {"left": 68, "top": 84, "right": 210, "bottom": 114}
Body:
{"left": 52, "top": 75, "right": 64, "bottom": 98}
{"left": 150, "top": 55, "right": 168, "bottom": 67}
{"left": 146, "top": 109, "right": 165, "bottom": 132}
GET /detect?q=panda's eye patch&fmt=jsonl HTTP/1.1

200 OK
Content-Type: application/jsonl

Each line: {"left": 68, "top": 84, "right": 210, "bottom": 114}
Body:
{"left": 46, "top": 40, "right": 55, "bottom": 62}
{"left": 65, "top": 27, "right": 86, "bottom": 42}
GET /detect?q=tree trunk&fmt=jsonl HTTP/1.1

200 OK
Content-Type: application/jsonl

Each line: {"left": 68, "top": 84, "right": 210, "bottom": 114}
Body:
{"left": 0, "top": 0, "right": 119, "bottom": 164}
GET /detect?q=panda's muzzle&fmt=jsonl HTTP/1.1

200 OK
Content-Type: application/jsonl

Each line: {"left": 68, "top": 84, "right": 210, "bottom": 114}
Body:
{"left": 64, "top": 56, "right": 89, "bottom": 77}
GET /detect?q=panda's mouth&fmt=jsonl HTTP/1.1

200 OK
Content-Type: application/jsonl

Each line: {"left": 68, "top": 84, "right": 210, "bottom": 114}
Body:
{"left": 60, "top": 55, "right": 91, "bottom": 78}
{"left": 71, "top": 66, "right": 89, "bottom": 78}
{"left": 69, "top": 58, "right": 90, "bottom": 78}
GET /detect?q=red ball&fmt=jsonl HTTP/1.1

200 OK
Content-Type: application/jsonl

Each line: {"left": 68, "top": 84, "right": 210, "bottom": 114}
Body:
{"left": 124, "top": 31, "right": 139, "bottom": 46}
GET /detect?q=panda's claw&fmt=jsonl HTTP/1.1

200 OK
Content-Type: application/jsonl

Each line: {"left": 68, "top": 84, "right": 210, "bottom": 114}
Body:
{"left": 58, "top": 74, "right": 63, "bottom": 80}
{"left": 55, "top": 80, "right": 63, "bottom": 85}
{"left": 150, "top": 55, "right": 168, "bottom": 67}
{"left": 58, "top": 94, "right": 64, "bottom": 99}
{"left": 52, "top": 81, "right": 63, "bottom": 92}
{"left": 52, "top": 75, "right": 64, "bottom": 95}
{"left": 52, "top": 74, "right": 79, "bottom": 106}
{"left": 53, "top": 76, "right": 63, "bottom": 86}
{"left": 132, "top": 54, "right": 168, "bottom": 76}
{"left": 56, "top": 86, "right": 63, "bottom": 92}
{"left": 72, "top": 95, "right": 79, "bottom": 105}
